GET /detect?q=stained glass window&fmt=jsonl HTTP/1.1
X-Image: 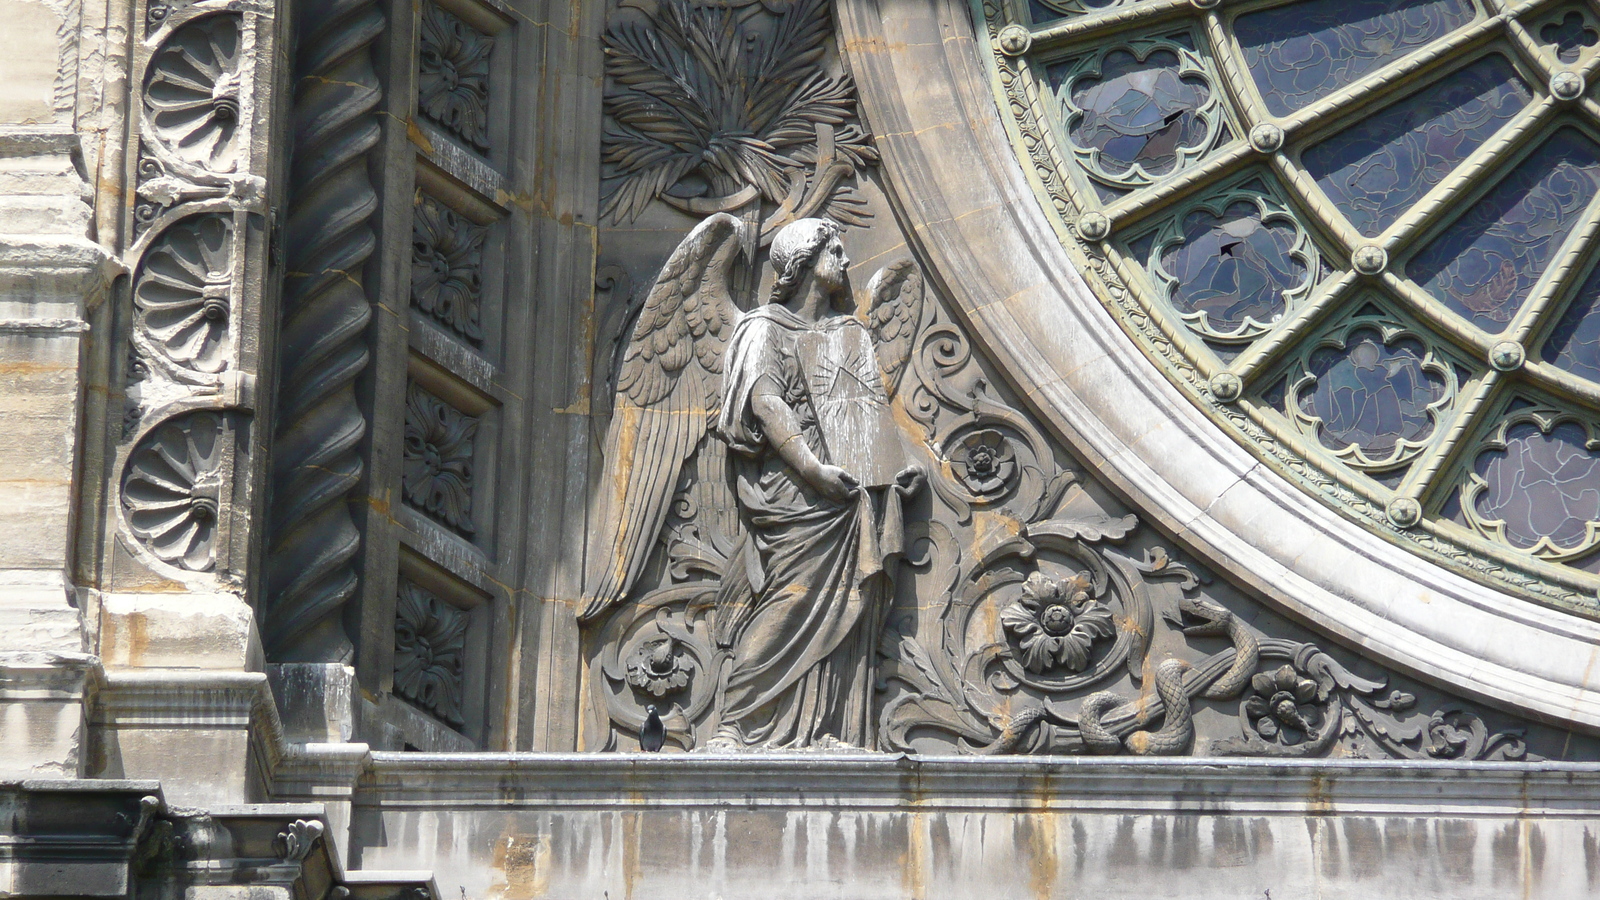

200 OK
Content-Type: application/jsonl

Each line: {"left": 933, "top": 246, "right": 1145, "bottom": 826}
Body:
{"left": 984, "top": 0, "right": 1600, "bottom": 612}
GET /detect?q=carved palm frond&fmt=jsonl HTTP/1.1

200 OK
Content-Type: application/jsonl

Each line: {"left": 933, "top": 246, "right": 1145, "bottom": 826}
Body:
{"left": 601, "top": 0, "right": 877, "bottom": 223}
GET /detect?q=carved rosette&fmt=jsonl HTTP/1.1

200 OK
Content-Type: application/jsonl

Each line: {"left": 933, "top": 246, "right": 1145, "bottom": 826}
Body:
{"left": 132, "top": 214, "right": 235, "bottom": 376}
{"left": 411, "top": 196, "right": 486, "bottom": 342}
{"left": 418, "top": 1, "right": 492, "bottom": 151}
{"left": 402, "top": 384, "right": 479, "bottom": 536}
{"left": 393, "top": 580, "right": 468, "bottom": 727}
{"left": 121, "top": 412, "right": 228, "bottom": 573}
{"left": 144, "top": 13, "right": 244, "bottom": 174}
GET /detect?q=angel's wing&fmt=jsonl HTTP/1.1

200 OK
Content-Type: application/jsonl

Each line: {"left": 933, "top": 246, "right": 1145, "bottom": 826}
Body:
{"left": 579, "top": 213, "right": 746, "bottom": 623}
{"left": 867, "top": 259, "right": 925, "bottom": 395}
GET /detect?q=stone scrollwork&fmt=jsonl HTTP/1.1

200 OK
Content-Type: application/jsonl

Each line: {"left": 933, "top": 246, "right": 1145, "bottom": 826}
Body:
{"left": 600, "top": 0, "right": 878, "bottom": 232}
{"left": 144, "top": 12, "right": 244, "bottom": 174}
{"left": 132, "top": 213, "right": 235, "bottom": 377}
{"left": 393, "top": 580, "right": 469, "bottom": 727}
{"left": 121, "top": 411, "right": 228, "bottom": 573}
{"left": 418, "top": 1, "right": 493, "bottom": 152}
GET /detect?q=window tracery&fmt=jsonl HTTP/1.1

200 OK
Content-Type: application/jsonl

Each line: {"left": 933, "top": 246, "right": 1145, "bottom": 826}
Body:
{"left": 982, "top": 0, "right": 1600, "bottom": 613}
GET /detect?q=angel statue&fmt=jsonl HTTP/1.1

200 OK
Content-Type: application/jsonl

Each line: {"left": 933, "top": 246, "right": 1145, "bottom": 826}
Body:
{"left": 580, "top": 212, "right": 928, "bottom": 751}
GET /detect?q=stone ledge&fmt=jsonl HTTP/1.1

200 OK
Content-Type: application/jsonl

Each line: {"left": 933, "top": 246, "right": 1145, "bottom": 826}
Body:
{"left": 359, "top": 752, "right": 1600, "bottom": 813}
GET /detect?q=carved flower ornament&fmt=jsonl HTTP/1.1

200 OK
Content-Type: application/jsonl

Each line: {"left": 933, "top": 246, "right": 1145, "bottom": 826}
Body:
{"left": 412, "top": 197, "right": 486, "bottom": 342}
{"left": 121, "top": 412, "right": 225, "bottom": 572}
{"left": 1244, "top": 665, "right": 1322, "bottom": 745}
{"left": 626, "top": 635, "right": 691, "bottom": 697}
{"left": 134, "top": 214, "right": 234, "bottom": 373}
{"left": 949, "top": 428, "right": 1017, "bottom": 498}
{"left": 145, "top": 14, "right": 243, "bottom": 172}
{"left": 403, "top": 385, "right": 478, "bottom": 536}
{"left": 393, "top": 581, "right": 468, "bottom": 727}
{"left": 418, "top": 2, "right": 493, "bottom": 151}
{"left": 1000, "top": 571, "right": 1116, "bottom": 673}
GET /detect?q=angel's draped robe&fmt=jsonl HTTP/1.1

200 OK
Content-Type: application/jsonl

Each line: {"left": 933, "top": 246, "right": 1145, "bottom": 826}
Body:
{"left": 711, "top": 303, "right": 912, "bottom": 749}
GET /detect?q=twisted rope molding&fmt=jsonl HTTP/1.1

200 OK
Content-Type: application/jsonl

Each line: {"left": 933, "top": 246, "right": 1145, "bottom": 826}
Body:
{"left": 264, "top": 0, "right": 385, "bottom": 662}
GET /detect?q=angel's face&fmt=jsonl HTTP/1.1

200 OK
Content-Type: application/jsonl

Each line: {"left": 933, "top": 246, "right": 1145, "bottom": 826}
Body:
{"left": 816, "top": 235, "right": 851, "bottom": 306}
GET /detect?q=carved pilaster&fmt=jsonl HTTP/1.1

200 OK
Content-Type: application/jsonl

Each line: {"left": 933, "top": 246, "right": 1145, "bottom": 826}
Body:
{"left": 263, "top": 0, "right": 386, "bottom": 663}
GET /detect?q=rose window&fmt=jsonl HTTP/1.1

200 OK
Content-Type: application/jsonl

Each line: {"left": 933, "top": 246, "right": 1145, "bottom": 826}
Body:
{"left": 983, "top": 0, "right": 1600, "bottom": 613}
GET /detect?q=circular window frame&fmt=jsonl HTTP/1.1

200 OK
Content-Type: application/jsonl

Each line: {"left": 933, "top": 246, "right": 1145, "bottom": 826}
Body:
{"left": 836, "top": 0, "right": 1600, "bottom": 730}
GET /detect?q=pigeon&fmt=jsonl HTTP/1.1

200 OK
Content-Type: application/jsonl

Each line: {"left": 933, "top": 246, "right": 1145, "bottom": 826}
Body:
{"left": 639, "top": 704, "right": 666, "bottom": 752}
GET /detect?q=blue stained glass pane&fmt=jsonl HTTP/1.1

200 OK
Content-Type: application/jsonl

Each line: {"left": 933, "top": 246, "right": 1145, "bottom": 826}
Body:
{"left": 1298, "top": 327, "right": 1447, "bottom": 457}
{"left": 1236, "top": 0, "right": 1476, "bottom": 117}
{"left": 1408, "top": 129, "right": 1600, "bottom": 333}
{"left": 1303, "top": 55, "right": 1529, "bottom": 237}
{"left": 1544, "top": 262, "right": 1600, "bottom": 382}
{"left": 1053, "top": 48, "right": 1212, "bottom": 179}
{"left": 1474, "top": 420, "right": 1600, "bottom": 550}
{"left": 1161, "top": 200, "right": 1307, "bottom": 332}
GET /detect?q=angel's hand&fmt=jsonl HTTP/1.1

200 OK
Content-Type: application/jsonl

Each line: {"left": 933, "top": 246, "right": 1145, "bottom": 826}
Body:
{"left": 812, "top": 464, "right": 859, "bottom": 504}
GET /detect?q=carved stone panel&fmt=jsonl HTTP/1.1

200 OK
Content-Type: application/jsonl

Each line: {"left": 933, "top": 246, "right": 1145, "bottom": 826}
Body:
{"left": 403, "top": 383, "right": 479, "bottom": 538}
{"left": 393, "top": 579, "right": 469, "bottom": 727}
{"left": 411, "top": 195, "right": 486, "bottom": 343}
{"left": 132, "top": 213, "right": 235, "bottom": 376}
{"left": 121, "top": 411, "right": 229, "bottom": 574}
{"left": 418, "top": 1, "right": 493, "bottom": 153}
{"left": 144, "top": 13, "right": 243, "bottom": 174}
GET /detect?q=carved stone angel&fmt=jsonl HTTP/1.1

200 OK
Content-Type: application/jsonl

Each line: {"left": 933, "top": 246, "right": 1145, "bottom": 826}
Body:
{"left": 581, "top": 213, "right": 927, "bottom": 751}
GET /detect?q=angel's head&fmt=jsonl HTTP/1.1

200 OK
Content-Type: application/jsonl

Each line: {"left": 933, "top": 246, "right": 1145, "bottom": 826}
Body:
{"left": 769, "top": 218, "right": 851, "bottom": 312}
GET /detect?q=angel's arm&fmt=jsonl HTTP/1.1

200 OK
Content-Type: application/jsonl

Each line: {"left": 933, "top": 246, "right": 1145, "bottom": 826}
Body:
{"left": 749, "top": 376, "right": 857, "bottom": 503}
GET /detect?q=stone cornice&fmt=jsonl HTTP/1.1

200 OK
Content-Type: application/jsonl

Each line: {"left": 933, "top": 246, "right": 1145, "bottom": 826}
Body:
{"left": 358, "top": 752, "right": 1600, "bottom": 816}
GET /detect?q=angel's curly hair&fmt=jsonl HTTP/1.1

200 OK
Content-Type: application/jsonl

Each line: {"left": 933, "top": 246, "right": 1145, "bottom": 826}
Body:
{"left": 768, "top": 218, "right": 842, "bottom": 306}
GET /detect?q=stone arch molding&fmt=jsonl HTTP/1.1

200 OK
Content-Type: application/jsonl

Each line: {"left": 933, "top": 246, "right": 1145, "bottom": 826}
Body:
{"left": 835, "top": 0, "right": 1600, "bottom": 731}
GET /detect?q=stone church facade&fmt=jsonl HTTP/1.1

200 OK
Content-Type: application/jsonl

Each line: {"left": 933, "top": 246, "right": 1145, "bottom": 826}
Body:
{"left": 6, "top": 0, "right": 1600, "bottom": 895}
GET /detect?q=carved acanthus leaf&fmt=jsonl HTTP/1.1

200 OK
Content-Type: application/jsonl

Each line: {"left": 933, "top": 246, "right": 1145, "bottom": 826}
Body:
{"left": 393, "top": 580, "right": 469, "bottom": 727}
{"left": 418, "top": 1, "right": 492, "bottom": 151}
{"left": 403, "top": 384, "right": 479, "bottom": 536}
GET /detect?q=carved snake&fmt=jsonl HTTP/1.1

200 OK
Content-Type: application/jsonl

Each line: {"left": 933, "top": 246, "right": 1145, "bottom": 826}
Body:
{"left": 1179, "top": 596, "right": 1259, "bottom": 700}
{"left": 981, "top": 599, "right": 1258, "bottom": 755}
{"left": 1078, "top": 658, "right": 1194, "bottom": 756}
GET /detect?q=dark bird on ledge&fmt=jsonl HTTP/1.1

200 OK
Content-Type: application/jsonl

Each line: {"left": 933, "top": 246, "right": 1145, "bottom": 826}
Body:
{"left": 640, "top": 704, "right": 666, "bottom": 752}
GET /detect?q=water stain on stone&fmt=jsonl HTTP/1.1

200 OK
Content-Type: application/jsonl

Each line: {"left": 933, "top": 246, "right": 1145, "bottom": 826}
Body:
{"left": 1342, "top": 817, "right": 1381, "bottom": 878}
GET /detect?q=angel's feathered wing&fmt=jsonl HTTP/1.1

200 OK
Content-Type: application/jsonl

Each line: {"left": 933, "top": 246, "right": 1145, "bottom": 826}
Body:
{"left": 579, "top": 213, "right": 745, "bottom": 623}
{"left": 867, "top": 259, "right": 926, "bottom": 394}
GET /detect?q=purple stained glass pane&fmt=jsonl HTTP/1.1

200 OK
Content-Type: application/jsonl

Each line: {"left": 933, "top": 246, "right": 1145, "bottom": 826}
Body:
{"left": 1057, "top": 48, "right": 1212, "bottom": 178}
{"left": 1236, "top": 0, "right": 1476, "bottom": 117}
{"left": 1297, "top": 327, "right": 1447, "bottom": 457}
{"left": 1545, "top": 262, "right": 1600, "bottom": 382}
{"left": 1408, "top": 128, "right": 1600, "bottom": 333}
{"left": 1474, "top": 420, "right": 1600, "bottom": 550}
{"left": 1160, "top": 200, "right": 1307, "bottom": 332}
{"left": 1303, "top": 55, "right": 1529, "bottom": 237}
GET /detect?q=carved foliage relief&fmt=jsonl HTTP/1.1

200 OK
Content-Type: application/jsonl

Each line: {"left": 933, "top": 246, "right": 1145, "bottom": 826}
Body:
{"left": 600, "top": 0, "right": 877, "bottom": 227}
{"left": 403, "top": 383, "right": 479, "bottom": 537}
{"left": 412, "top": 195, "right": 486, "bottom": 342}
{"left": 584, "top": 220, "right": 1542, "bottom": 759}
{"left": 418, "top": 1, "right": 493, "bottom": 152}
{"left": 394, "top": 580, "right": 469, "bottom": 727}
